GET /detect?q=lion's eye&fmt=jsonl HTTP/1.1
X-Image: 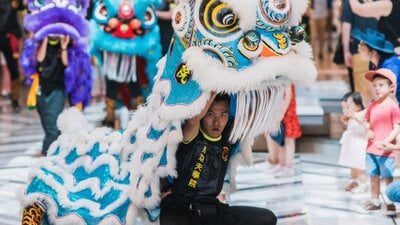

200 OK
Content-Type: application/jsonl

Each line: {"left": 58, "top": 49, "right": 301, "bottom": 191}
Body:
{"left": 93, "top": 1, "right": 108, "bottom": 23}
{"left": 216, "top": 8, "right": 236, "bottom": 27}
{"left": 196, "top": 0, "right": 241, "bottom": 42}
{"left": 33, "top": 0, "right": 45, "bottom": 7}
{"left": 142, "top": 6, "right": 156, "bottom": 28}
{"left": 76, "top": 1, "right": 82, "bottom": 11}
{"left": 67, "top": 1, "right": 83, "bottom": 13}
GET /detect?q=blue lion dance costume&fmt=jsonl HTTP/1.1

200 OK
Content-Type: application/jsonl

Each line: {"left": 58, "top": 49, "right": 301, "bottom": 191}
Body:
{"left": 21, "top": 0, "right": 317, "bottom": 224}
{"left": 90, "top": 0, "right": 162, "bottom": 128}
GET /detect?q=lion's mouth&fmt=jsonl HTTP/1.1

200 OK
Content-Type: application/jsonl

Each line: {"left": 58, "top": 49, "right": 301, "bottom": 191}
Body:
{"left": 229, "top": 86, "right": 286, "bottom": 143}
{"left": 102, "top": 51, "right": 138, "bottom": 83}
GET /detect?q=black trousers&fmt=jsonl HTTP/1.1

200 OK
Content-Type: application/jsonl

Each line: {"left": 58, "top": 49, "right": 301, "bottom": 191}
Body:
{"left": 0, "top": 34, "right": 20, "bottom": 81}
{"left": 105, "top": 77, "right": 141, "bottom": 100}
{"left": 160, "top": 195, "right": 277, "bottom": 225}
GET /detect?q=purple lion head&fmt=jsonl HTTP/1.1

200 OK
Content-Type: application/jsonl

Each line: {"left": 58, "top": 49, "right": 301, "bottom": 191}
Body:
{"left": 24, "top": 0, "right": 90, "bottom": 41}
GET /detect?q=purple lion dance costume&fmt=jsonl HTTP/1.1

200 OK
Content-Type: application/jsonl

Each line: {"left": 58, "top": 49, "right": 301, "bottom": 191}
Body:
{"left": 20, "top": 0, "right": 92, "bottom": 108}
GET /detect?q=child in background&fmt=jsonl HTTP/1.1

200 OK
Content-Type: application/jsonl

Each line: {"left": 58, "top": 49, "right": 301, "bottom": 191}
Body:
{"left": 261, "top": 84, "right": 302, "bottom": 178}
{"left": 339, "top": 92, "right": 352, "bottom": 125}
{"left": 338, "top": 92, "right": 368, "bottom": 193}
{"left": 363, "top": 68, "right": 400, "bottom": 213}
{"left": 0, "top": 53, "right": 11, "bottom": 98}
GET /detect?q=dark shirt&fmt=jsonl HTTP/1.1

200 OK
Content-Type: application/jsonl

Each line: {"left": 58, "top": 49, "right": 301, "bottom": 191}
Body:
{"left": 0, "top": 0, "right": 24, "bottom": 38}
{"left": 85, "top": 0, "right": 94, "bottom": 20}
{"left": 377, "top": 0, "right": 400, "bottom": 48}
{"left": 172, "top": 130, "right": 231, "bottom": 198}
{"left": 156, "top": 0, "right": 174, "bottom": 55}
{"left": 38, "top": 41, "right": 66, "bottom": 96}
{"left": 383, "top": 55, "right": 400, "bottom": 103}
{"left": 341, "top": 0, "right": 378, "bottom": 54}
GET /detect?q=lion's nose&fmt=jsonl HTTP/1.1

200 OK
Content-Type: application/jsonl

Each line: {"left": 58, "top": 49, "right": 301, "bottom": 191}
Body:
{"left": 118, "top": 1, "right": 134, "bottom": 20}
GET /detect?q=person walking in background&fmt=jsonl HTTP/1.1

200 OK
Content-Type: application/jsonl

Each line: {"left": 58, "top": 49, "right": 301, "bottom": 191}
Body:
{"left": 261, "top": 84, "right": 302, "bottom": 178}
{"left": 310, "top": 0, "right": 334, "bottom": 60}
{"left": 35, "top": 35, "right": 70, "bottom": 156}
{"left": 156, "top": 0, "right": 176, "bottom": 56}
{"left": 0, "top": 0, "right": 25, "bottom": 111}
{"left": 349, "top": 0, "right": 400, "bottom": 52}
{"left": 0, "top": 53, "right": 11, "bottom": 99}
{"left": 341, "top": 0, "right": 377, "bottom": 104}
{"left": 362, "top": 68, "right": 400, "bottom": 214}
{"left": 338, "top": 92, "right": 368, "bottom": 193}
{"left": 352, "top": 28, "right": 400, "bottom": 103}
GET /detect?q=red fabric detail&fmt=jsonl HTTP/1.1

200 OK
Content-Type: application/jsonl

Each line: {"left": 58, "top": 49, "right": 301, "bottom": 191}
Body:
{"left": 6, "top": 33, "right": 19, "bottom": 55}
{"left": 282, "top": 85, "right": 302, "bottom": 138}
{"left": 119, "top": 83, "right": 133, "bottom": 110}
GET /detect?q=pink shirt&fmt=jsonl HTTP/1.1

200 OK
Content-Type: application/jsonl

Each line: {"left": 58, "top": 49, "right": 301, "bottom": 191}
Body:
{"left": 365, "top": 99, "right": 400, "bottom": 158}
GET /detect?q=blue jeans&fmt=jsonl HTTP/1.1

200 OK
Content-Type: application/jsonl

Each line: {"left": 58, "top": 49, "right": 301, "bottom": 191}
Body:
{"left": 386, "top": 181, "right": 400, "bottom": 203}
{"left": 365, "top": 153, "right": 395, "bottom": 178}
{"left": 37, "top": 89, "right": 65, "bottom": 155}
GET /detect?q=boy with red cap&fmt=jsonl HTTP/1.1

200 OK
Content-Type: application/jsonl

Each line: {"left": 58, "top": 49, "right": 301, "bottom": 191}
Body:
{"left": 363, "top": 68, "right": 400, "bottom": 214}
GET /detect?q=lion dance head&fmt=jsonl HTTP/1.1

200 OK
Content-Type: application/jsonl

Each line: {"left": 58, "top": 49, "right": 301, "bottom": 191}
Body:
{"left": 154, "top": 0, "right": 316, "bottom": 145}
{"left": 89, "top": 0, "right": 162, "bottom": 89}
{"left": 21, "top": 0, "right": 92, "bottom": 107}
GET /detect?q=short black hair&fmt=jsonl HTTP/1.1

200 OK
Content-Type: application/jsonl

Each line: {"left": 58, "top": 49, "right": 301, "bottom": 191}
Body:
{"left": 214, "top": 93, "right": 230, "bottom": 103}
{"left": 350, "top": 92, "right": 364, "bottom": 110}
{"left": 341, "top": 92, "right": 352, "bottom": 102}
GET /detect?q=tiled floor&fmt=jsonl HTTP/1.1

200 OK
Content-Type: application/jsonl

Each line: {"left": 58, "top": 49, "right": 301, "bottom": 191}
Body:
{"left": 0, "top": 98, "right": 399, "bottom": 225}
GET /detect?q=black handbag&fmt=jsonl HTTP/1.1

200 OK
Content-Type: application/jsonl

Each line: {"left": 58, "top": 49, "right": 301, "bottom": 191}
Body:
{"left": 333, "top": 35, "right": 345, "bottom": 65}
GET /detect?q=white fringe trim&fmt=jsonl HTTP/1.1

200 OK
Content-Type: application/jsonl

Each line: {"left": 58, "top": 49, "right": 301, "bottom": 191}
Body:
{"left": 289, "top": 0, "right": 309, "bottom": 26}
{"left": 230, "top": 86, "right": 287, "bottom": 143}
{"left": 184, "top": 41, "right": 316, "bottom": 94}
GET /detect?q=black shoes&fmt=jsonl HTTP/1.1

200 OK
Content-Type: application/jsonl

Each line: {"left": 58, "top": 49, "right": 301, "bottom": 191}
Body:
{"left": 11, "top": 100, "right": 21, "bottom": 112}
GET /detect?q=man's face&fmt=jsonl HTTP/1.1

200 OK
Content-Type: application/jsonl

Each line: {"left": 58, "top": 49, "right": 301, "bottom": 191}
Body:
{"left": 201, "top": 100, "right": 229, "bottom": 138}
